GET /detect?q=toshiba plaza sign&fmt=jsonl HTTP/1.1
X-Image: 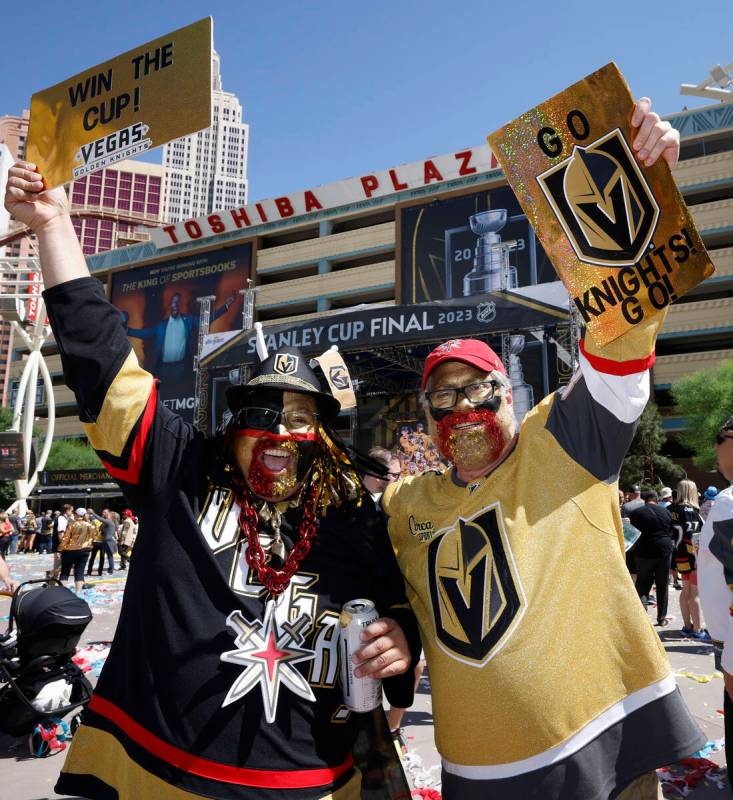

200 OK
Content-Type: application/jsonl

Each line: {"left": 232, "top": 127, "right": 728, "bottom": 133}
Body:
{"left": 151, "top": 144, "right": 498, "bottom": 248}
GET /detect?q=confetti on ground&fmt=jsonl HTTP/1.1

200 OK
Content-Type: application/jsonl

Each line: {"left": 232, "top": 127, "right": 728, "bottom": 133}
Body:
{"left": 693, "top": 740, "right": 725, "bottom": 759}
{"left": 72, "top": 641, "right": 113, "bottom": 677}
{"left": 676, "top": 671, "right": 723, "bottom": 684}
{"left": 77, "top": 579, "right": 127, "bottom": 615}
{"left": 658, "top": 757, "right": 728, "bottom": 796}
{"left": 402, "top": 752, "right": 442, "bottom": 793}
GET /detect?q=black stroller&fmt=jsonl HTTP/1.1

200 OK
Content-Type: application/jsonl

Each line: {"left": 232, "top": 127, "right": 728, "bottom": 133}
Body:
{"left": 0, "top": 578, "right": 93, "bottom": 757}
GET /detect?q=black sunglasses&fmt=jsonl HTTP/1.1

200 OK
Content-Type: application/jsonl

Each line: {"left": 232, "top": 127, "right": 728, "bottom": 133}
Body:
{"left": 237, "top": 407, "right": 319, "bottom": 432}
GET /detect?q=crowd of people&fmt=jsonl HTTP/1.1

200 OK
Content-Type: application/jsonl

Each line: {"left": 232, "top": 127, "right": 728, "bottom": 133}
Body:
{"left": 3, "top": 99, "right": 733, "bottom": 800}
{"left": 623, "top": 481, "right": 720, "bottom": 640}
{"left": 0, "top": 505, "right": 138, "bottom": 593}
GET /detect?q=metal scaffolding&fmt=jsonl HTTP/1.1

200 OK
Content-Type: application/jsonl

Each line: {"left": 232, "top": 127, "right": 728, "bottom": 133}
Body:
{"left": 0, "top": 256, "right": 54, "bottom": 514}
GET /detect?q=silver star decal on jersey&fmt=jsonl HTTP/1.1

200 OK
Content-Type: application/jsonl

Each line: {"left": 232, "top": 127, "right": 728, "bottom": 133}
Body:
{"left": 220, "top": 600, "right": 316, "bottom": 723}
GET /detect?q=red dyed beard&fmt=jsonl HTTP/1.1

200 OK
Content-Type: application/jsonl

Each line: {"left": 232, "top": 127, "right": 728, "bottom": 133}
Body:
{"left": 236, "top": 430, "right": 318, "bottom": 501}
{"left": 435, "top": 408, "right": 508, "bottom": 473}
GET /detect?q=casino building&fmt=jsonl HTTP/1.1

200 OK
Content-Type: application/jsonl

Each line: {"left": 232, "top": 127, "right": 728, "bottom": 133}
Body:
{"left": 14, "top": 100, "right": 733, "bottom": 485}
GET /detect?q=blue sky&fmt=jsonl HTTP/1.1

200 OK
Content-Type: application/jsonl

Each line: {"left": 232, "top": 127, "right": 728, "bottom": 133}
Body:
{"left": 2, "top": 1, "right": 731, "bottom": 200}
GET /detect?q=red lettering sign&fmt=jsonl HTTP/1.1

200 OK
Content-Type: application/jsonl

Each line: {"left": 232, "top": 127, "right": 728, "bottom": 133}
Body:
{"left": 304, "top": 190, "right": 323, "bottom": 212}
{"left": 423, "top": 160, "right": 443, "bottom": 184}
{"left": 454, "top": 150, "right": 476, "bottom": 176}
{"left": 360, "top": 175, "right": 379, "bottom": 198}
{"left": 231, "top": 208, "right": 251, "bottom": 228}
{"left": 208, "top": 214, "right": 225, "bottom": 234}
{"left": 275, "top": 197, "right": 295, "bottom": 218}
{"left": 162, "top": 224, "right": 178, "bottom": 244}
{"left": 184, "top": 220, "right": 202, "bottom": 239}
{"left": 389, "top": 169, "right": 408, "bottom": 191}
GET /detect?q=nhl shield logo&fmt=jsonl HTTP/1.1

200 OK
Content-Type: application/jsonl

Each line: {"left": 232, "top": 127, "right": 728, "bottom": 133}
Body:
{"left": 274, "top": 353, "right": 299, "bottom": 376}
{"left": 477, "top": 301, "right": 497, "bottom": 324}
{"left": 537, "top": 128, "right": 659, "bottom": 267}
{"left": 427, "top": 504, "right": 525, "bottom": 666}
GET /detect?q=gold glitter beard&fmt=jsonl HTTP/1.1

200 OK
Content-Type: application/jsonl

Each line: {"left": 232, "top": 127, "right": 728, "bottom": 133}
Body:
{"left": 448, "top": 426, "right": 495, "bottom": 472}
{"left": 268, "top": 439, "right": 299, "bottom": 498}
{"left": 247, "top": 437, "right": 301, "bottom": 500}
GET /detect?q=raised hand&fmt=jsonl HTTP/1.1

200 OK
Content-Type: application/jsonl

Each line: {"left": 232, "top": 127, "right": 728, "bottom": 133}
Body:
{"left": 4, "top": 162, "right": 69, "bottom": 233}
{"left": 631, "top": 98, "right": 680, "bottom": 169}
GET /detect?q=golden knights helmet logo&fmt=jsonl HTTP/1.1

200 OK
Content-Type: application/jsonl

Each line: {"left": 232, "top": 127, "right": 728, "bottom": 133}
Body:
{"left": 427, "top": 504, "right": 526, "bottom": 666}
{"left": 537, "top": 129, "right": 659, "bottom": 267}
{"left": 274, "top": 353, "right": 299, "bottom": 376}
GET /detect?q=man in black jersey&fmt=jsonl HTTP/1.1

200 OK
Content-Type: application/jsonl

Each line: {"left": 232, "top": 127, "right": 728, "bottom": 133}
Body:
{"left": 4, "top": 162, "right": 419, "bottom": 800}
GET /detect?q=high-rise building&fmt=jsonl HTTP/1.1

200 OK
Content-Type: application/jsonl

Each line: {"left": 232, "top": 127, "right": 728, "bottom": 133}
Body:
{"left": 0, "top": 109, "right": 30, "bottom": 164}
{"left": 69, "top": 161, "right": 165, "bottom": 256}
{"left": 0, "top": 110, "right": 32, "bottom": 407}
{"left": 162, "top": 51, "right": 249, "bottom": 222}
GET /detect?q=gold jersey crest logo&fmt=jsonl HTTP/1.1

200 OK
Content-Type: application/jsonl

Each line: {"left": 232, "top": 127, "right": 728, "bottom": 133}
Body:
{"left": 427, "top": 504, "right": 526, "bottom": 666}
{"left": 537, "top": 129, "right": 659, "bottom": 267}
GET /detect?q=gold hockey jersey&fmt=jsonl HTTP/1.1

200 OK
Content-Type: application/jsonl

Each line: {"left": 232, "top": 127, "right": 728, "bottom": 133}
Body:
{"left": 383, "top": 323, "right": 703, "bottom": 799}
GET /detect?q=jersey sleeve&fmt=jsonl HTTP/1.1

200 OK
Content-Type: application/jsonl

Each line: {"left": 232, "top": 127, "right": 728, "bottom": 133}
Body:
{"left": 43, "top": 277, "right": 195, "bottom": 505}
{"left": 363, "top": 503, "right": 421, "bottom": 708}
{"left": 545, "top": 310, "right": 666, "bottom": 483}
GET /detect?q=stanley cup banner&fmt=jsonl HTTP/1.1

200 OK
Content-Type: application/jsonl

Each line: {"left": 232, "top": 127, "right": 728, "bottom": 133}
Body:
{"left": 488, "top": 62, "right": 715, "bottom": 345}
{"left": 26, "top": 18, "right": 212, "bottom": 188}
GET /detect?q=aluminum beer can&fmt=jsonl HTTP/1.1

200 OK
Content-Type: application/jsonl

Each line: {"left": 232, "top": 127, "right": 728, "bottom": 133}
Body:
{"left": 339, "top": 598, "right": 382, "bottom": 712}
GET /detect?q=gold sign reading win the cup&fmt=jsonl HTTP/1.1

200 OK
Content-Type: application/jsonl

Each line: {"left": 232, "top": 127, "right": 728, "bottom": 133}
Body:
{"left": 488, "top": 62, "right": 714, "bottom": 346}
{"left": 26, "top": 17, "right": 212, "bottom": 189}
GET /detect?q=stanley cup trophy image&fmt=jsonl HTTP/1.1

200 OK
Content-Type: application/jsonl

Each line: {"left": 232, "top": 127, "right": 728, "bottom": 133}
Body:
{"left": 463, "top": 210, "right": 519, "bottom": 296}
{"left": 506, "top": 334, "right": 534, "bottom": 423}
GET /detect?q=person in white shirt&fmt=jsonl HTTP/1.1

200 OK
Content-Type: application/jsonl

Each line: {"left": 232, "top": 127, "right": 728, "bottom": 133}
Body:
{"left": 126, "top": 291, "right": 234, "bottom": 383}
{"left": 697, "top": 416, "right": 733, "bottom": 777}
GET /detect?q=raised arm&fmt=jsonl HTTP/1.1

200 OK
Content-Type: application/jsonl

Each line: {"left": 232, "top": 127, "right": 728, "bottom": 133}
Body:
{"left": 544, "top": 99, "right": 678, "bottom": 483}
{"left": 5, "top": 162, "right": 89, "bottom": 287}
{"left": 4, "top": 163, "right": 195, "bottom": 504}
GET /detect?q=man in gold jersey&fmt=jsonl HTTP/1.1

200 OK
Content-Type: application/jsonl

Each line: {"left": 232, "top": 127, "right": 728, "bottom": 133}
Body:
{"left": 373, "top": 99, "right": 705, "bottom": 799}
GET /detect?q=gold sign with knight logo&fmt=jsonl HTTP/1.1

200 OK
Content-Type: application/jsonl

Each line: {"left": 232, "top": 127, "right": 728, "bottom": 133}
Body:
{"left": 427, "top": 504, "right": 525, "bottom": 666}
{"left": 488, "top": 63, "right": 714, "bottom": 345}
{"left": 26, "top": 18, "right": 212, "bottom": 189}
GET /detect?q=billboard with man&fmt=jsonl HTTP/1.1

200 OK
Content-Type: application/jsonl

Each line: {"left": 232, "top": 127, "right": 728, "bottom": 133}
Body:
{"left": 110, "top": 243, "right": 252, "bottom": 421}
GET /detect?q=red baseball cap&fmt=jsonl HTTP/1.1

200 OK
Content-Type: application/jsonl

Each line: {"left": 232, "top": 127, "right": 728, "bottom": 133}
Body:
{"left": 422, "top": 339, "right": 505, "bottom": 391}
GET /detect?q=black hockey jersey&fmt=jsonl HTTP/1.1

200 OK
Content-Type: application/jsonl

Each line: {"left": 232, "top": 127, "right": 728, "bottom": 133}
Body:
{"left": 47, "top": 278, "right": 416, "bottom": 800}
{"left": 669, "top": 503, "right": 703, "bottom": 574}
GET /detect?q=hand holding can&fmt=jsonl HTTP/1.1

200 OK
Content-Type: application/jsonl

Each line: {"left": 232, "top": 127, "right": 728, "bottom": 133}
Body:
{"left": 339, "top": 599, "right": 382, "bottom": 712}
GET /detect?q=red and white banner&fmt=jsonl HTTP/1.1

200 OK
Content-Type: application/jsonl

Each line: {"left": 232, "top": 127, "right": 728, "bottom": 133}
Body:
{"left": 26, "top": 272, "right": 41, "bottom": 323}
{"left": 152, "top": 144, "right": 498, "bottom": 249}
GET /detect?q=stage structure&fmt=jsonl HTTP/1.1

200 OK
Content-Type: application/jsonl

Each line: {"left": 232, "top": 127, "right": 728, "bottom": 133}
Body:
{"left": 198, "top": 281, "right": 576, "bottom": 439}
{"left": 0, "top": 256, "right": 54, "bottom": 515}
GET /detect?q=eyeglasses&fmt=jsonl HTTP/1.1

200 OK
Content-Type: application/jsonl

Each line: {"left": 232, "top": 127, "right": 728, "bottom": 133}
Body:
{"left": 716, "top": 432, "right": 733, "bottom": 445}
{"left": 238, "top": 407, "right": 319, "bottom": 432}
{"left": 425, "top": 380, "right": 499, "bottom": 410}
